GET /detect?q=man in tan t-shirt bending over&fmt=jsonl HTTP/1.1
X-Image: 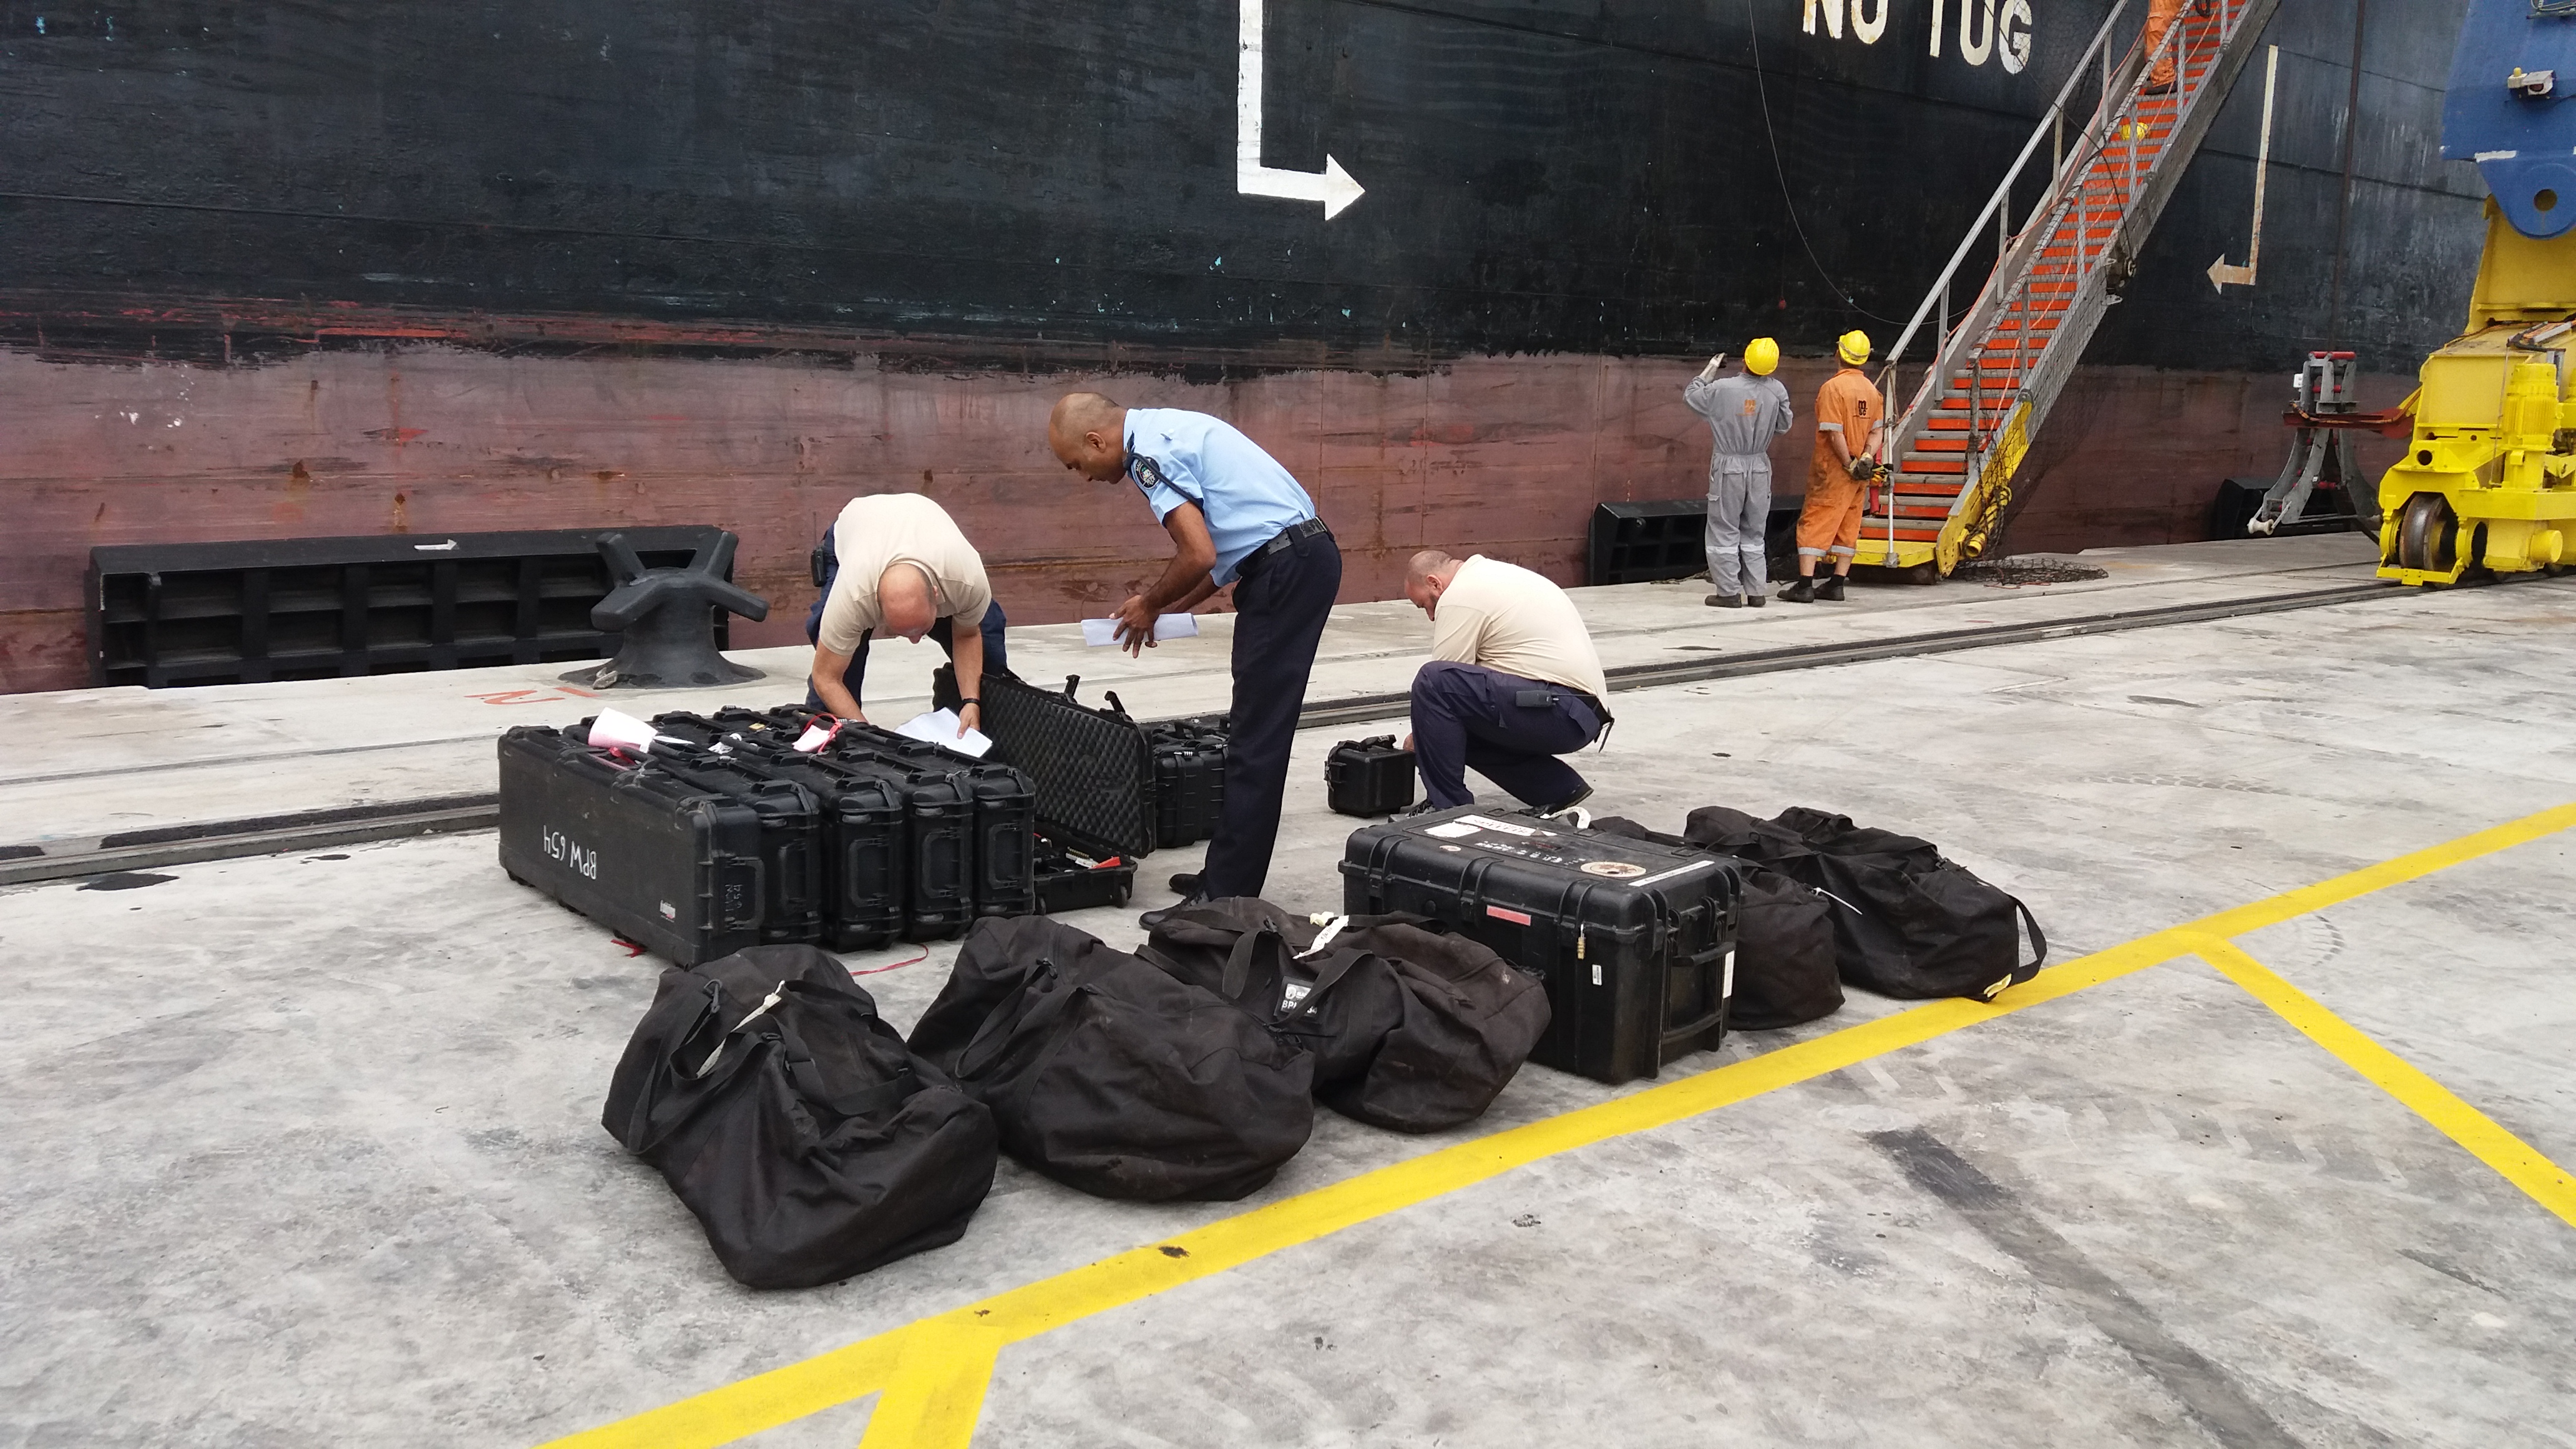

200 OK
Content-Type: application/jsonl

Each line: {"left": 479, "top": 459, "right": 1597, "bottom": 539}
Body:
{"left": 1400, "top": 549, "right": 1612, "bottom": 813}
{"left": 807, "top": 493, "right": 1002, "bottom": 735}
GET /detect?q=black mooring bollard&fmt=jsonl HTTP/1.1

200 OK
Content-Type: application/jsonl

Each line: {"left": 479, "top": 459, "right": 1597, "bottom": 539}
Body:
{"left": 560, "top": 530, "right": 771, "bottom": 689}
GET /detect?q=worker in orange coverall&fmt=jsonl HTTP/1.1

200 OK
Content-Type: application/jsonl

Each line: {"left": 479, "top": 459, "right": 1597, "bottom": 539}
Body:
{"left": 2144, "top": 0, "right": 2186, "bottom": 93}
{"left": 1781, "top": 329, "right": 1885, "bottom": 604}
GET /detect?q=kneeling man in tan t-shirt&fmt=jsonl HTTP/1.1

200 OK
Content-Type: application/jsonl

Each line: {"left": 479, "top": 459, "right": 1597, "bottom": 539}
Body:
{"left": 1400, "top": 550, "right": 1611, "bottom": 813}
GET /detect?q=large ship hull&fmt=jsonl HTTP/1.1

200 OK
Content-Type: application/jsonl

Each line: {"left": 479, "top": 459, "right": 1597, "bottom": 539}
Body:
{"left": 0, "top": 0, "right": 2476, "bottom": 691}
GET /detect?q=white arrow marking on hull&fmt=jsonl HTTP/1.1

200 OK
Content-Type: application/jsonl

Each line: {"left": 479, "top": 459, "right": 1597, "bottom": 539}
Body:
{"left": 1237, "top": 0, "right": 1366, "bottom": 218}
{"left": 2208, "top": 45, "right": 2276, "bottom": 291}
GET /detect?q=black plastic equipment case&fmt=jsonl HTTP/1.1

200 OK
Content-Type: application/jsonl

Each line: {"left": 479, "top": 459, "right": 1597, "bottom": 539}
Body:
{"left": 1144, "top": 720, "right": 1226, "bottom": 849}
{"left": 496, "top": 726, "right": 768, "bottom": 965}
{"left": 978, "top": 674, "right": 1158, "bottom": 861}
{"left": 829, "top": 724, "right": 1038, "bottom": 921}
{"left": 1340, "top": 806, "right": 1739, "bottom": 1085}
{"left": 1032, "top": 832, "right": 1138, "bottom": 913}
{"left": 649, "top": 708, "right": 1021, "bottom": 938}
{"left": 719, "top": 749, "right": 909, "bottom": 950}
{"left": 1326, "top": 736, "right": 1418, "bottom": 816}
{"left": 592, "top": 734, "right": 826, "bottom": 948}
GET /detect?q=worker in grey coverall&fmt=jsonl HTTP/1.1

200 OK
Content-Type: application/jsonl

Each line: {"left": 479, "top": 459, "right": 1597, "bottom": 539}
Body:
{"left": 1684, "top": 338, "right": 1795, "bottom": 608}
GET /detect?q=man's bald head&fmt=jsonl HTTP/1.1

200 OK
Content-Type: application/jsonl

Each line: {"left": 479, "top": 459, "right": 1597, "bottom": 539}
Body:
{"left": 1405, "top": 550, "right": 1459, "bottom": 587}
{"left": 1048, "top": 392, "right": 1129, "bottom": 481}
{"left": 877, "top": 562, "right": 936, "bottom": 641}
{"left": 1403, "top": 550, "right": 1464, "bottom": 615}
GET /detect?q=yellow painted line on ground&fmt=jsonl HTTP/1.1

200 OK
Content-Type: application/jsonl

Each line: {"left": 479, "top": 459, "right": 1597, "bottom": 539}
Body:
{"left": 538, "top": 800, "right": 2576, "bottom": 1449}
{"left": 2187, "top": 933, "right": 2576, "bottom": 1229}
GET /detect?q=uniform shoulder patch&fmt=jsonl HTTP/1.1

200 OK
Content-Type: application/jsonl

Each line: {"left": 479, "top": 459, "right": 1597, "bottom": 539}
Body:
{"left": 1131, "top": 455, "right": 1170, "bottom": 489}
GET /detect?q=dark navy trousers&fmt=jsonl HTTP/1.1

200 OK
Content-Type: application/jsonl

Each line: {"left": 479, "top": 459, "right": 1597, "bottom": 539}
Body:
{"left": 1201, "top": 527, "right": 1343, "bottom": 899}
{"left": 803, "top": 555, "right": 1010, "bottom": 711}
{"left": 1410, "top": 661, "right": 1603, "bottom": 809}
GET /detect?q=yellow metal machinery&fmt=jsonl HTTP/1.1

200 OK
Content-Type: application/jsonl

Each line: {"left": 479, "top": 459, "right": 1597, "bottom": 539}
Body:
{"left": 2377, "top": 204, "right": 2576, "bottom": 585}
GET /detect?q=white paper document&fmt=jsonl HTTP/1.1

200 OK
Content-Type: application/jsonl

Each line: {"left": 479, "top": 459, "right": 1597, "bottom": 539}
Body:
{"left": 1080, "top": 613, "right": 1202, "bottom": 648}
{"left": 893, "top": 708, "right": 994, "bottom": 758}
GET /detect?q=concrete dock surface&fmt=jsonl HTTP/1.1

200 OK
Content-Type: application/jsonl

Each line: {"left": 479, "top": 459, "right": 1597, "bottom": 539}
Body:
{"left": 2, "top": 534, "right": 2572, "bottom": 1447}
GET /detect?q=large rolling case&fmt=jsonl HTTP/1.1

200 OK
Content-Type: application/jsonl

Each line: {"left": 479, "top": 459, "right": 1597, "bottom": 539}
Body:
{"left": 497, "top": 726, "right": 769, "bottom": 965}
{"left": 1340, "top": 807, "right": 1739, "bottom": 1085}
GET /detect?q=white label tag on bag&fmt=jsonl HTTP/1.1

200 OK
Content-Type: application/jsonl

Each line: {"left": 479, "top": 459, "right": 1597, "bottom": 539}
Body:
{"left": 1298, "top": 914, "right": 1350, "bottom": 959}
{"left": 1723, "top": 949, "right": 1737, "bottom": 999}
{"left": 1281, "top": 980, "right": 1314, "bottom": 1008}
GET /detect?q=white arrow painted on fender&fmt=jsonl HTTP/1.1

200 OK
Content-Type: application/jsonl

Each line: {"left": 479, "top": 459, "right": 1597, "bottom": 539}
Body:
{"left": 1237, "top": 0, "right": 1365, "bottom": 218}
{"left": 2208, "top": 45, "right": 2276, "bottom": 291}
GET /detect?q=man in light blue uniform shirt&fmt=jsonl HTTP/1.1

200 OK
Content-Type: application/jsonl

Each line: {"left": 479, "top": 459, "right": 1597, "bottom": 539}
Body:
{"left": 1048, "top": 392, "right": 1342, "bottom": 906}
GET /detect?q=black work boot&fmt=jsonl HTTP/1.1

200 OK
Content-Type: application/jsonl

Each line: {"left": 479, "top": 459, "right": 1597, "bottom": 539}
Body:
{"left": 1704, "top": 593, "right": 1744, "bottom": 608}
{"left": 1780, "top": 577, "right": 1817, "bottom": 603}
{"left": 1534, "top": 784, "right": 1594, "bottom": 818}
{"left": 1816, "top": 575, "right": 1848, "bottom": 602}
{"left": 1747, "top": 592, "right": 1768, "bottom": 608}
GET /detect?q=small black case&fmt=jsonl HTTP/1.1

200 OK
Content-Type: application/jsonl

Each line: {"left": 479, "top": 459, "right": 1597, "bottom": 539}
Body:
{"left": 1145, "top": 720, "right": 1227, "bottom": 849}
{"left": 1325, "top": 736, "right": 1418, "bottom": 817}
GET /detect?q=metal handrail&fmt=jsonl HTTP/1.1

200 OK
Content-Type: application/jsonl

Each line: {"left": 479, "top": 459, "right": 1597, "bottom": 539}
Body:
{"left": 1873, "top": 0, "right": 2244, "bottom": 564}
{"left": 1878, "top": 0, "right": 2133, "bottom": 382}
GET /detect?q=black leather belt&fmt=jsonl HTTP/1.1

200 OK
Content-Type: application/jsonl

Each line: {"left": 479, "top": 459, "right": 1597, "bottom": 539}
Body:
{"left": 1232, "top": 516, "right": 1330, "bottom": 582}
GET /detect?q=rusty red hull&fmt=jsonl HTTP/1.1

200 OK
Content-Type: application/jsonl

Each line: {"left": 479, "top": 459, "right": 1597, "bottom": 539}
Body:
{"left": 0, "top": 341, "right": 2404, "bottom": 695}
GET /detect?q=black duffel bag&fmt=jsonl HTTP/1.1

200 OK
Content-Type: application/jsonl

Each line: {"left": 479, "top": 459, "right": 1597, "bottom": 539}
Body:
{"left": 1140, "top": 899, "right": 1551, "bottom": 1133}
{"left": 907, "top": 915, "right": 1316, "bottom": 1201}
{"left": 1681, "top": 806, "right": 2046, "bottom": 1002}
{"left": 1590, "top": 817, "right": 1842, "bottom": 1030}
{"left": 603, "top": 945, "right": 998, "bottom": 1289}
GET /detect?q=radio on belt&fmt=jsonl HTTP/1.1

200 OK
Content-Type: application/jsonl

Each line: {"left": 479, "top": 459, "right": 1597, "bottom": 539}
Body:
{"left": 1339, "top": 805, "right": 1740, "bottom": 1085}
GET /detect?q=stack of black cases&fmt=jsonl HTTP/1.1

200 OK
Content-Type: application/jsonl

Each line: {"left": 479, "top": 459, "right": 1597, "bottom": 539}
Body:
{"left": 1144, "top": 718, "right": 1226, "bottom": 849}
{"left": 497, "top": 726, "right": 770, "bottom": 965}
{"left": 497, "top": 707, "right": 1038, "bottom": 960}
{"left": 1340, "top": 806, "right": 1739, "bottom": 1085}
{"left": 1326, "top": 736, "right": 1418, "bottom": 816}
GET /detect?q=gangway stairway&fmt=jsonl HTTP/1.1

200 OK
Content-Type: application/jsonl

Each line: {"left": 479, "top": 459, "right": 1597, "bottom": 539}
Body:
{"left": 1855, "top": 0, "right": 2281, "bottom": 575}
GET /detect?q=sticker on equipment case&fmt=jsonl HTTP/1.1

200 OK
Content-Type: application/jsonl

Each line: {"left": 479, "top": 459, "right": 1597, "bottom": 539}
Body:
{"left": 1581, "top": 860, "right": 1646, "bottom": 878}
{"left": 1626, "top": 859, "right": 1719, "bottom": 888}
{"left": 1425, "top": 821, "right": 1481, "bottom": 839}
{"left": 1456, "top": 814, "right": 1553, "bottom": 838}
{"left": 1485, "top": 905, "right": 1534, "bottom": 925}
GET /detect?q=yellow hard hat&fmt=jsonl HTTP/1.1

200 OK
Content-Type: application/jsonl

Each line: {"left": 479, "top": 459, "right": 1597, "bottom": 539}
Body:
{"left": 1837, "top": 329, "right": 1872, "bottom": 366}
{"left": 1744, "top": 338, "right": 1780, "bottom": 376}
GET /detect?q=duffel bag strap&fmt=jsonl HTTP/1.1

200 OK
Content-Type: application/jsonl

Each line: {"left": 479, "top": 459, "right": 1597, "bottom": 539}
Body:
{"left": 684, "top": 980, "right": 790, "bottom": 1080}
{"left": 768, "top": 1013, "right": 924, "bottom": 1118}
{"left": 954, "top": 959, "right": 1080, "bottom": 1079}
{"left": 1219, "top": 926, "right": 1292, "bottom": 1000}
{"left": 1974, "top": 899, "right": 2051, "bottom": 1001}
